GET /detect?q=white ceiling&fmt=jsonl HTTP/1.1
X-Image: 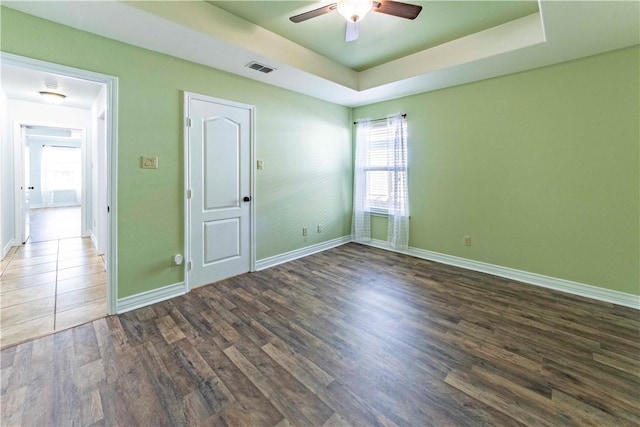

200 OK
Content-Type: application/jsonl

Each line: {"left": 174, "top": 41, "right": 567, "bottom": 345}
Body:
{"left": 1, "top": 63, "right": 103, "bottom": 109}
{"left": 3, "top": 1, "right": 639, "bottom": 108}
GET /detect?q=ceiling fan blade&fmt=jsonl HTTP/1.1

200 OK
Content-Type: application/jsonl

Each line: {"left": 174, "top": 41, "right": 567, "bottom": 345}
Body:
{"left": 290, "top": 3, "right": 337, "bottom": 23}
{"left": 372, "top": 0, "right": 422, "bottom": 20}
{"left": 345, "top": 21, "right": 360, "bottom": 42}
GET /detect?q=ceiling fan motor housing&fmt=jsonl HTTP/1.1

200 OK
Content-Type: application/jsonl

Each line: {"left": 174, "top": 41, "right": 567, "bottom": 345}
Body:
{"left": 337, "top": 0, "right": 373, "bottom": 22}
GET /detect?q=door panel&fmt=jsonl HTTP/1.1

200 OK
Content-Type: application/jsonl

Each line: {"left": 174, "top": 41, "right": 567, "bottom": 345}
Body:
{"left": 187, "top": 95, "right": 252, "bottom": 288}
{"left": 204, "top": 117, "right": 240, "bottom": 210}
{"left": 204, "top": 218, "right": 240, "bottom": 263}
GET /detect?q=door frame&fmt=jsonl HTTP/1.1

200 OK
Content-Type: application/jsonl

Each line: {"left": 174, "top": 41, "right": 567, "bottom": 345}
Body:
{"left": 2, "top": 52, "right": 119, "bottom": 315}
{"left": 183, "top": 91, "right": 256, "bottom": 292}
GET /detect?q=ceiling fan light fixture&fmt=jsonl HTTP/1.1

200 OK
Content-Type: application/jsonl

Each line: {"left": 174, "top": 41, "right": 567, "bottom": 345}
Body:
{"left": 39, "top": 91, "right": 66, "bottom": 105}
{"left": 337, "top": 0, "right": 373, "bottom": 22}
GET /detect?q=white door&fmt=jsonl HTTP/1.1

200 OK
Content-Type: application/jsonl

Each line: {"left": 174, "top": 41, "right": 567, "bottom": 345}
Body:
{"left": 19, "top": 126, "right": 30, "bottom": 244}
{"left": 186, "top": 93, "right": 253, "bottom": 289}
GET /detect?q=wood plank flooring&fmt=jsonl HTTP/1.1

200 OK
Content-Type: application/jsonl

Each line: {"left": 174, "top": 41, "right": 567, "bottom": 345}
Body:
{"left": 1, "top": 243, "right": 638, "bottom": 426}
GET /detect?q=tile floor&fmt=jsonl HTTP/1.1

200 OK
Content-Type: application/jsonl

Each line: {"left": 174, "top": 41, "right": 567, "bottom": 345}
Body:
{"left": 28, "top": 206, "right": 82, "bottom": 243}
{"left": 0, "top": 237, "right": 107, "bottom": 349}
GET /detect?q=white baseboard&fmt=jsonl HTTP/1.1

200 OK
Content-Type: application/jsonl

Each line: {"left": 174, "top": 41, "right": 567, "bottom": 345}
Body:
{"left": 116, "top": 282, "right": 186, "bottom": 314}
{"left": 115, "top": 236, "right": 638, "bottom": 314}
{"left": 362, "top": 238, "right": 640, "bottom": 310}
{"left": 255, "top": 236, "right": 352, "bottom": 271}
{"left": 2, "top": 239, "right": 16, "bottom": 260}
{"left": 89, "top": 231, "right": 98, "bottom": 250}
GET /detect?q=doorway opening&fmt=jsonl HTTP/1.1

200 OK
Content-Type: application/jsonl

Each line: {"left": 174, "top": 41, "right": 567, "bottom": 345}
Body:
{"left": 23, "top": 125, "right": 84, "bottom": 243}
{"left": 0, "top": 53, "right": 118, "bottom": 348}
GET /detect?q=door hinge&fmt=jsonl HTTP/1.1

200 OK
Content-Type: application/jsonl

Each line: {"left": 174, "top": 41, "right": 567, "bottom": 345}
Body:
{"left": 186, "top": 189, "right": 192, "bottom": 199}
{"left": 186, "top": 117, "right": 192, "bottom": 127}
{"left": 187, "top": 261, "right": 192, "bottom": 271}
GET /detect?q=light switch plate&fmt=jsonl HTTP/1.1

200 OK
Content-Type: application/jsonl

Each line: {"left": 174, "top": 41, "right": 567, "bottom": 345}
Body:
{"left": 142, "top": 156, "right": 158, "bottom": 169}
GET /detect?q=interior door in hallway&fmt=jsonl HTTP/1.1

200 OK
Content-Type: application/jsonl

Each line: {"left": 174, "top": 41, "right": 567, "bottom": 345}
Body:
{"left": 19, "top": 126, "right": 30, "bottom": 243}
{"left": 186, "top": 94, "right": 253, "bottom": 289}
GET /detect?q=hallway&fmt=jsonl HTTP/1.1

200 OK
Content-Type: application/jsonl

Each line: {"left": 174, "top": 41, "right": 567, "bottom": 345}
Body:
{"left": 0, "top": 237, "right": 106, "bottom": 349}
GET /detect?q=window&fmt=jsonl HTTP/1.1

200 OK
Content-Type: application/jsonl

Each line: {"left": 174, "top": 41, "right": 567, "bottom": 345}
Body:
{"left": 361, "top": 120, "right": 408, "bottom": 214}
{"left": 353, "top": 113, "right": 410, "bottom": 250}
{"left": 41, "top": 146, "right": 82, "bottom": 206}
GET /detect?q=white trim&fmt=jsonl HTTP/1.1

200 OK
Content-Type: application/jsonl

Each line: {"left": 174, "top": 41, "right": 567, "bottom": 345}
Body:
{"left": 362, "top": 238, "right": 640, "bottom": 310}
{"left": 105, "top": 72, "right": 119, "bottom": 316}
{"left": 89, "top": 230, "right": 98, "bottom": 252}
{"left": 2, "top": 239, "right": 16, "bottom": 260}
{"left": 255, "top": 236, "right": 352, "bottom": 271}
{"left": 1, "top": 53, "right": 119, "bottom": 315}
{"left": 183, "top": 94, "right": 191, "bottom": 291}
{"left": 250, "top": 106, "right": 256, "bottom": 273}
{"left": 116, "top": 282, "right": 186, "bottom": 314}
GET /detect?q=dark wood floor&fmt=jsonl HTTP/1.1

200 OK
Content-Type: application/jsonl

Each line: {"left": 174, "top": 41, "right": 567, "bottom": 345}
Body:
{"left": 1, "top": 243, "right": 638, "bottom": 426}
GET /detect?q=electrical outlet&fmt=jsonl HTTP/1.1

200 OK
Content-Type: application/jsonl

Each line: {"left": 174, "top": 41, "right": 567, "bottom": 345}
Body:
{"left": 463, "top": 235, "right": 471, "bottom": 246}
{"left": 302, "top": 227, "right": 307, "bottom": 236}
{"left": 317, "top": 224, "right": 322, "bottom": 233}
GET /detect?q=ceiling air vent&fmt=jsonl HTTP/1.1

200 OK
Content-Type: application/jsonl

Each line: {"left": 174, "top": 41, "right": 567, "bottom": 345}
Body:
{"left": 246, "top": 61, "right": 276, "bottom": 74}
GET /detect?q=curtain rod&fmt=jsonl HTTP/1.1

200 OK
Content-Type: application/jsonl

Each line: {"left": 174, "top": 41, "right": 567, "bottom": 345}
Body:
{"left": 353, "top": 113, "right": 406, "bottom": 125}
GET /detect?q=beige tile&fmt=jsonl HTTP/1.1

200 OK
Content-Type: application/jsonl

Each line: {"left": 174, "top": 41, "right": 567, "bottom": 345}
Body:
{"left": 56, "top": 284, "right": 106, "bottom": 313}
{"left": 1, "top": 296, "right": 55, "bottom": 326}
{"left": 0, "top": 272, "right": 57, "bottom": 293}
{"left": 58, "top": 251, "right": 99, "bottom": 262}
{"left": 57, "top": 263, "right": 106, "bottom": 281}
{"left": 0, "top": 237, "right": 107, "bottom": 349}
{"left": 58, "top": 237, "right": 91, "bottom": 246}
{"left": 0, "top": 283, "right": 56, "bottom": 308}
{"left": 58, "top": 241, "right": 98, "bottom": 258}
{"left": 18, "top": 241, "right": 58, "bottom": 252}
{"left": 0, "top": 315, "right": 55, "bottom": 349}
{"left": 57, "top": 256, "right": 104, "bottom": 270}
{"left": 56, "top": 271, "right": 106, "bottom": 293}
{"left": 13, "top": 247, "right": 58, "bottom": 259}
{"left": 60, "top": 236, "right": 91, "bottom": 243}
{"left": 4, "top": 254, "right": 58, "bottom": 269}
{"left": 55, "top": 299, "right": 106, "bottom": 331}
{"left": 1, "top": 262, "right": 58, "bottom": 280}
{"left": 1, "top": 248, "right": 18, "bottom": 273}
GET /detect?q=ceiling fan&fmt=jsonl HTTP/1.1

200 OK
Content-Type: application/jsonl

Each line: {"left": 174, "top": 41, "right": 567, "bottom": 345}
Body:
{"left": 289, "top": 0, "right": 422, "bottom": 42}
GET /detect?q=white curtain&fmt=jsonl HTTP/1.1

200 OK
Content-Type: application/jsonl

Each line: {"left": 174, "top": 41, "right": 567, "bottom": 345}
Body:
{"left": 386, "top": 113, "right": 410, "bottom": 250}
{"left": 352, "top": 118, "right": 372, "bottom": 243}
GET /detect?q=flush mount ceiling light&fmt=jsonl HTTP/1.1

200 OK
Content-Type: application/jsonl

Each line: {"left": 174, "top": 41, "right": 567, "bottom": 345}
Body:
{"left": 337, "top": 0, "right": 373, "bottom": 22}
{"left": 39, "top": 91, "right": 66, "bottom": 105}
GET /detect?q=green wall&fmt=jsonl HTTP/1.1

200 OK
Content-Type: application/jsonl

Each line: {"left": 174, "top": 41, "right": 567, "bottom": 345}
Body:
{"left": 1, "top": 7, "right": 353, "bottom": 298}
{"left": 3, "top": 6, "right": 638, "bottom": 299}
{"left": 355, "top": 46, "right": 640, "bottom": 295}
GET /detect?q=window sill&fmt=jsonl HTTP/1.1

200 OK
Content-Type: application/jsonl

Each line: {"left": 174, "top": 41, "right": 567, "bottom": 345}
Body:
{"left": 366, "top": 209, "right": 389, "bottom": 217}
{"left": 365, "top": 210, "right": 410, "bottom": 218}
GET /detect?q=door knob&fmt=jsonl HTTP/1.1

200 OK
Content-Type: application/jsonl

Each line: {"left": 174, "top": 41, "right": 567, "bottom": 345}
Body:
{"left": 243, "top": 196, "right": 252, "bottom": 202}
